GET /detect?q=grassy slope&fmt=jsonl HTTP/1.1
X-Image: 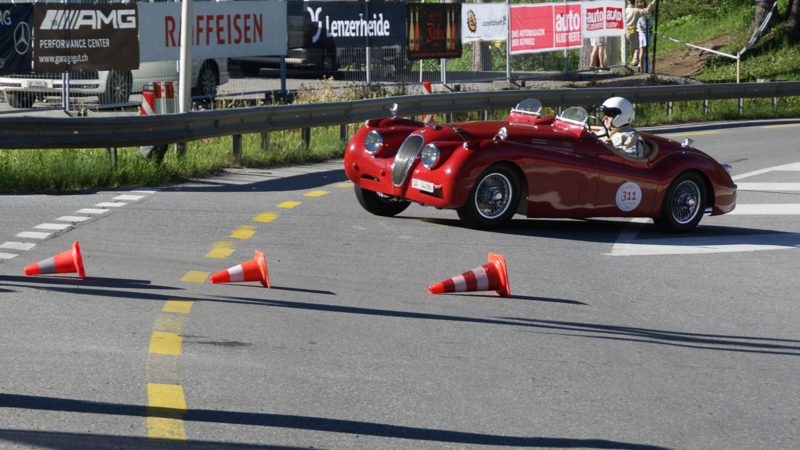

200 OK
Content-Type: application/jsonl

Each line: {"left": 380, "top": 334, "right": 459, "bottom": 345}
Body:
{"left": 656, "top": 0, "right": 800, "bottom": 82}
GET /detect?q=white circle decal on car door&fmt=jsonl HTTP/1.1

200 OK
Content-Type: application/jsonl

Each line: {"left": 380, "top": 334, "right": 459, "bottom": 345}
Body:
{"left": 616, "top": 182, "right": 642, "bottom": 212}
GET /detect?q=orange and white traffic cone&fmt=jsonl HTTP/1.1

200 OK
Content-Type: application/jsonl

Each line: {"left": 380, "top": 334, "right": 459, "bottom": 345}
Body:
{"left": 24, "top": 241, "right": 86, "bottom": 279}
{"left": 428, "top": 253, "right": 510, "bottom": 298}
{"left": 210, "top": 250, "right": 270, "bottom": 287}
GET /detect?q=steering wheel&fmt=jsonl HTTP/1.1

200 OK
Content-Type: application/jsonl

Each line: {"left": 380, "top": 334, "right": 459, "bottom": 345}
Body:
{"left": 586, "top": 115, "right": 609, "bottom": 139}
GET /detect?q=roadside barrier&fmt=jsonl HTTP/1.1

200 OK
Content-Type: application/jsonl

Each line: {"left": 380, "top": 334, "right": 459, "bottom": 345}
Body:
{"left": 1, "top": 81, "right": 800, "bottom": 150}
{"left": 141, "top": 86, "right": 156, "bottom": 116}
{"left": 421, "top": 81, "right": 433, "bottom": 123}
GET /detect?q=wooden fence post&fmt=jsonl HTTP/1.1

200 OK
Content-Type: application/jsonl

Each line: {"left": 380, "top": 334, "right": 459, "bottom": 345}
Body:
{"left": 233, "top": 135, "right": 242, "bottom": 160}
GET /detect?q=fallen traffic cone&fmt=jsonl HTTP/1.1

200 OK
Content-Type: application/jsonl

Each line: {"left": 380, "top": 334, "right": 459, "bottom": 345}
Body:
{"left": 428, "top": 253, "right": 510, "bottom": 298}
{"left": 24, "top": 241, "right": 86, "bottom": 279}
{"left": 210, "top": 250, "right": 270, "bottom": 287}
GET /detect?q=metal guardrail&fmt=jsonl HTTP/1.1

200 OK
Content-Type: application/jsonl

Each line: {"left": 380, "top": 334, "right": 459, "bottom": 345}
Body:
{"left": 2, "top": 81, "right": 800, "bottom": 149}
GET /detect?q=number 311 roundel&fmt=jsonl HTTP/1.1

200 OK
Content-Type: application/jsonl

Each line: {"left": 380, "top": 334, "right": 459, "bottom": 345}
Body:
{"left": 616, "top": 182, "right": 642, "bottom": 212}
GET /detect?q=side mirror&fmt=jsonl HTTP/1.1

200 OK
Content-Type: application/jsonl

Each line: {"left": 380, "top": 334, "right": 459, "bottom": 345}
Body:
{"left": 494, "top": 127, "right": 508, "bottom": 141}
{"left": 390, "top": 103, "right": 399, "bottom": 119}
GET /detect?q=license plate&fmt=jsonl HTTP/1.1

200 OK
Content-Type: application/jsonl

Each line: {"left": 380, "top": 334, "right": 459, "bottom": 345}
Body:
{"left": 411, "top": 178, "right": 434, "bottom": 193}
{"left": 28, "top": 81, "right": 46, "bottom": 88}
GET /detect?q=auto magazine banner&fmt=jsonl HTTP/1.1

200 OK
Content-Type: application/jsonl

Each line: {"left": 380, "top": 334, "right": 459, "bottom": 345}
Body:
{"left": 407, "top": 3, "right": 462, "bottom": 60}
{"left": 33, "top": 4, "right": 140, "bottom": 73}
{"left": 510, "top": 3, "right": 582, "bottom": 55}
{"left": 303, "top": 2, "right": 406, "bottom": 48}
{"left": 137, "top": 2, "right": 287, "bottom": 62}
{"left": 461, "top": 3, "right": 508, "bottom": 44}
{"left": 582, "top": 0, "right": 625, "bottom": 39}
{"left": 0, "top": 5, "right": 33, "bottom": 75}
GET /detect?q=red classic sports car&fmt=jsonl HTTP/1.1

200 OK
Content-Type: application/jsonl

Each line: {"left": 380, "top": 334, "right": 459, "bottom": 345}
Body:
{"left": 343, "top": 99, "right": 737, "bottom": 232}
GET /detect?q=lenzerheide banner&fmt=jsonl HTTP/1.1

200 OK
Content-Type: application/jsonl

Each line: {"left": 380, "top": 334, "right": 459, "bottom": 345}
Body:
{"left": 408, "top": 3, "right": 461, "bottom": 60}
{"left": 138, "top": 1, "right": 287, "bottom": 62}
{"left": 462, "top": 3, "right": 508, "bottom": 43}
{"left": 582, "top": 0, "right": 625, "bottom": 39}
{"left": 510, "top": 3, "right": 582, "bottom": 55}
{"left": 304, "top": 2, "right": 405, "bottom": 48}
{"left": 0, "top": 5, "right": 33, "bottom": 75}
{"left": 33, "top": 4, "right": 139, "bottom": 73}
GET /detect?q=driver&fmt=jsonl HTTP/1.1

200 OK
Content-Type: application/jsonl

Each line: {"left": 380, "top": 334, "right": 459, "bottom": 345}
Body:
{"left": 598, "top": 97, "right": 650, "bottom": 158}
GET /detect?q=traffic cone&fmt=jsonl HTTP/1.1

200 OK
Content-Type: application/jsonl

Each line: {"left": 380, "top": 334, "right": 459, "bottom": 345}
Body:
{"left": 24, "top": 241, "right": 86, "bottom": 279}
{"left": 428, "top": 253, "right": 510, "bottom": 297}
{"left": 210, "top": 250, "right": 270, "bottom": 287}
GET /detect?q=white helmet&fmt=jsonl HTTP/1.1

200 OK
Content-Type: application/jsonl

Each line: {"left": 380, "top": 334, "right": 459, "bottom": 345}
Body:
{"left": 599, "top": 97, "right": 634, "bottom": 128}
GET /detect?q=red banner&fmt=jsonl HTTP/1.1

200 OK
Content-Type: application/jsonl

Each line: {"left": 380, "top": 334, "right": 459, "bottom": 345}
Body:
{"left": 510, "top": 3, "right": 582, "bottom": 55}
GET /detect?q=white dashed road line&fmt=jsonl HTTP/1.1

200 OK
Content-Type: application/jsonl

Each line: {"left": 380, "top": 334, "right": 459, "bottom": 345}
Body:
{"left": 1, "top": 190, "right": 160, "bottom": 264}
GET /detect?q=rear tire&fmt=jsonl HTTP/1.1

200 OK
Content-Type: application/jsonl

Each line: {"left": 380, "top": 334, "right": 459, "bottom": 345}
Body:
{"left": 457, "top": 164, "right": 521, "bottom": 230}
{"left": 99, "top": 70, "right": 131, "bottom": 105}
{"left": 6, "top": 91, "right": 34, "bottom": 109}
{"left": 354, "top": 185, "right": 410, "bottom": 217}
{"left": 654, "top": 172, "right": 706, "bottom": 233}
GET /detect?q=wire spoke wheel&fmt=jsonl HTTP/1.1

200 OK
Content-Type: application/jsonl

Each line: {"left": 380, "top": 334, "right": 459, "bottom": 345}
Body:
{"left": 671, "top": 180, "right": 701, "bottom": 224}
{"left": 475, "top": 173, "right": 513, "bottom": 219}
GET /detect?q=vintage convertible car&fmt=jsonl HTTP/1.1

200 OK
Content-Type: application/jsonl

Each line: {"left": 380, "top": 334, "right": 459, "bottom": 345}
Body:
{"left": 343, "top": 99, "right": 737, "bottom": 232}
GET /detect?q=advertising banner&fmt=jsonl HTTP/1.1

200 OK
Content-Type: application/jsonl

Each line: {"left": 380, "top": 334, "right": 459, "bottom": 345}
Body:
{"left": 138, "top": 1, "right": 287, "bottom": 63}
{"left": 33, "top": 4, "right": 140, "bottom": 73}
{"left": 303, "top": 2, "right": 405, "bottom": 48}
{"left": 0, "top": 5, "right": 33, "bottom": 75}
{"left": 582, "top": 0, "right": 625, "bottom": 38}
{"left": 461, "top": 3, "right": 508, "bottom": 43}
{"left": 407, "top": 3, "right": 461, "bottom": 60}
{"left": 510, "top": 3, "right": 582, "bottom": 55}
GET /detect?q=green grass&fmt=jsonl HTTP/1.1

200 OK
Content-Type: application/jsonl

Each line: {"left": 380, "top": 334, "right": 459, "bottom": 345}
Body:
{"left": 0, "top": 126, "right": 352, "bottom": 193}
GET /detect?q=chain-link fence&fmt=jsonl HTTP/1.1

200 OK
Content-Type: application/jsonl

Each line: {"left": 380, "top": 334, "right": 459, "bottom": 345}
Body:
{"left": 0, "top": 0, "right": 620, "bottom": 113}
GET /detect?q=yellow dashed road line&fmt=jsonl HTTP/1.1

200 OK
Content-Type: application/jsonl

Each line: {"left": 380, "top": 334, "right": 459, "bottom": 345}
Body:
{"left": 253, "top": 212, "right": 280, "bottom": 223}
{"left": 163, "top": 299, "right": 193, "bottom": 314}
{"left": 664, "top": 131, "right": 720, "bottom": 137}
{"left": 180, "top": 271, "right": 209, "bottom": 283}
{"left": 149, "top": 332, "right": 183, "bottom": 355}
{"left": 277, "top": 201, "right": 302, "bottom": 209}
{"left": 762, "top": 124, "right": 800, "bottom": 129}
{"left": 147, "top": 383, "right": 187, "bottom": 441}
{"left": 304, "top": 190, "right": 330, "bottom": 197}
{"left": 205, "top": 248, "right": 235, "bottom": 259}
{"left": 336, "top": 182, "right": 354, "bottom": 188}
{"left": 230, "top": 225, "right": 257, "bottom": 239}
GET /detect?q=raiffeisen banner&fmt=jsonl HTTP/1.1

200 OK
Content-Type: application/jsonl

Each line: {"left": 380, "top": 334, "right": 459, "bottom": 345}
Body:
{"left": 304, "top": 2, "right": 406, "bottom": 48}
{"left": 582, "top": 0, "right": 625, "bottom": 38}
{"left": 510, "top": 3, "right": 582, "bottom": 55}
{"left": 461, "top": 3, "right": 508, "bottom": 43}
{"left": 138, "top": 1, "right": 287, "bottom": 63}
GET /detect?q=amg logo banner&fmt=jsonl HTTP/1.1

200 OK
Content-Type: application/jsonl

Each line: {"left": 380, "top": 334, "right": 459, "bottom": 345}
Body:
{"left": 39, "top": 8, "right": 136, "bottom": 30}
{"left": 34, "top": 4, "right": 139, "bottom": 72}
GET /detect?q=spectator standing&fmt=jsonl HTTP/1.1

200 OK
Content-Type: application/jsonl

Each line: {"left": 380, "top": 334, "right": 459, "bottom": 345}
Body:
{"left": 636, "top": 2, "right": 650, "bottom": 73}
{"left": 625, "top": 0, "right": 656, "bottom": 70}
{"left": 589, "top": 37, "right": 607, "bottom": 69}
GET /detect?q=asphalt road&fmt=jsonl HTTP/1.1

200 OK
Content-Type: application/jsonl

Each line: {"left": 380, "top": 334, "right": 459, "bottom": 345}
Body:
{"left": 1, "top": 119, "right": 799, "bottom": 449}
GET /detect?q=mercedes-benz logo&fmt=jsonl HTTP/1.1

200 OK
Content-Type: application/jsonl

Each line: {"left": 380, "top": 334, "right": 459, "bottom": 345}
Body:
{"left": 14, "top": 21, "right": 30, "bottom": 55}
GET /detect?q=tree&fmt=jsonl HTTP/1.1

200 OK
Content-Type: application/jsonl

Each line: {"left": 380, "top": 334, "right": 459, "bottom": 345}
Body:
{"left": 752, "top": 0, "right": 777, "bottom": 39}
{"left": 471, "top": 0, "right": 493, "bottom": 71}
{"left": 788, "top": 0, "right": 800, "bottom": 34}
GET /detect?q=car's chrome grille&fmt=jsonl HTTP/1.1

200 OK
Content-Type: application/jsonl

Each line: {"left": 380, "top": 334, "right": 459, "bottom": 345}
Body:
{"left": 392, "top": 135, "right": 424, "bottom": 187}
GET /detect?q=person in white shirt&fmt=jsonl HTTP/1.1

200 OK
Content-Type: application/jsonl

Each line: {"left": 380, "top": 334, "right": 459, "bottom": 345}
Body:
{"left": 626, "top": 0, "right": 656, "bottom": 70}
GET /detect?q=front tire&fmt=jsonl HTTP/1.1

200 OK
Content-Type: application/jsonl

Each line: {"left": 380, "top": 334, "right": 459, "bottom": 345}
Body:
{"left": 654, "top": 172, "right": 706, "bottom": 233}
{"left": 457, "top": 164, "right": 521, "bottom": 230}
{"left": 354, "top": 185, "right": 410, "bottom": 217}
{"left": 193, "top": 61, "right": 219, "bottom": 99}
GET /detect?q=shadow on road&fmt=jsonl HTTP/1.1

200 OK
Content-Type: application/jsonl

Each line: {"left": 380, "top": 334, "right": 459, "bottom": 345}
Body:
{"left": 0, "top": 275, "right": 181, "bottom": 291}
{"left": 0, "top": 429, "right": 310, "bottom": 450}
{"left": 161, "top": 168, "right": 347, "bottom": 194}
{"left": 0, "top": 394, "right": 670, "bottom": 449}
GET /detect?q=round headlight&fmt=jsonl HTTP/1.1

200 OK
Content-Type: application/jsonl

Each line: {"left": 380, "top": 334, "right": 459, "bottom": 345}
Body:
{"left": 421, "top": 144, "right": 440, "bottom": 169}
{"left": 364, "top": 130, "right": 383, "bottom": 154}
